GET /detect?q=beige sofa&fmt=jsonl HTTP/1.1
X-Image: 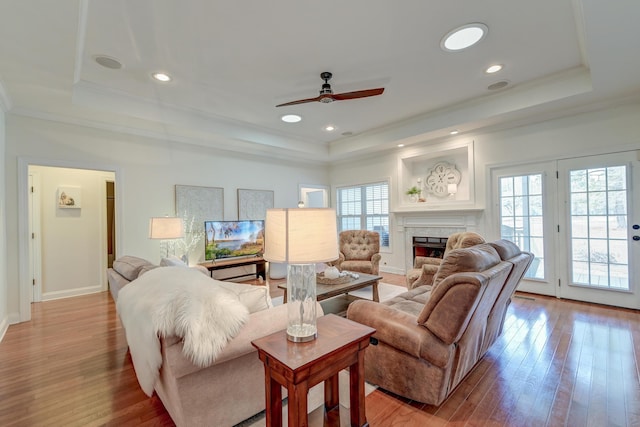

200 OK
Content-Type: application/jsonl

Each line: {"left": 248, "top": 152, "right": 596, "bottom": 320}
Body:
{"left": 347, "top": 240, "right": 533, "bottom": 406}
{"left": 107, "top": 256, "right": 319, "bottom": 427}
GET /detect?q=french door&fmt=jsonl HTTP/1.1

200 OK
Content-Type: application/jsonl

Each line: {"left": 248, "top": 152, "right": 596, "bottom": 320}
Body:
{"left": 493, "top": 151, "right": 640, "bottom": 309}
{"left": 557, "top": 152, "right": 640, "bottom": 309}
{"left": 493, "top": 162, "right": 557, "bottom": 296}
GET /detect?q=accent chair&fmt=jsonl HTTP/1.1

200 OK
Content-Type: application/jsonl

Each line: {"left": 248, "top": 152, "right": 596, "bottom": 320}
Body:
{"left": 406, "top": 231, "right": 485, "bottom": 289}
{"left": 332, "top": 230, "right": 381, "bottom": 275}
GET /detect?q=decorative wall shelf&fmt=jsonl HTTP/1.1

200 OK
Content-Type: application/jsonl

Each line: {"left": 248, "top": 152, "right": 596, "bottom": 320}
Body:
{"left": 395, "top": 140, "right": 475, "bottom": 211}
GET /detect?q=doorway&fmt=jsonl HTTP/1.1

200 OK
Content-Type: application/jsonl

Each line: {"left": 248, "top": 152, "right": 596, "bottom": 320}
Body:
{"left": 492, "top": 150, "right": 639, "bottom": 309}
{"left": 19, "top": 160, "right": 119, "bottom": 321}
{"left": 299, "top": 184, "right": 329, "bottom": 208}
{"left": 556, "top": 152, "right": 639, "bottom": 309}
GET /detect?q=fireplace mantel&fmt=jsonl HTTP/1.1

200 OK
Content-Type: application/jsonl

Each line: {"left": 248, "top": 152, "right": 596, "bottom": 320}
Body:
{"left": 392, "top": 206, "right": 483, "bottom": 214}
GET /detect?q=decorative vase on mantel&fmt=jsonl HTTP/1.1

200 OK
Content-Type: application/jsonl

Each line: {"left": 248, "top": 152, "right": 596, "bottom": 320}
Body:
{"left": 406, "top": 186, "right": 421, "bottom": 203}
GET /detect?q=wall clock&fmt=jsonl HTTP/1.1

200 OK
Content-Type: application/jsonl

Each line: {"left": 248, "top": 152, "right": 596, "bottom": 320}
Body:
{"left": 425, "top": 162, "right": 461, "bottom": 197}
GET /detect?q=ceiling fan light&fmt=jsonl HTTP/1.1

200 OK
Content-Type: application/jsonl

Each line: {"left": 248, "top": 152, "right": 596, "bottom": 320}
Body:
{"left": 281, "top": 114, "right": 302, "bottom": 123}
{"left": 441, "top": 23, "right": 488, "bottom": 52}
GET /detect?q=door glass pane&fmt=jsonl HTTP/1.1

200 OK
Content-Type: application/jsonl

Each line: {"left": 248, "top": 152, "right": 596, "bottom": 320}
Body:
{"left": 499, "top": 173, "right": 544, "bottom": 279}
{"left": 568, "top": 166, "right": 629, "bottom": 290}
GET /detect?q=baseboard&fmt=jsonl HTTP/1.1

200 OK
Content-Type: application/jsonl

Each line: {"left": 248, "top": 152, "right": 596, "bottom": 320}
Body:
{"left": 42, "top": 285, "right": 103, "bottom": 301}
{"left": 379, "top": 265, "right": 404, "bottom": 275}
{"left": 0, "top": 315, "right": 8, "bottom": 343}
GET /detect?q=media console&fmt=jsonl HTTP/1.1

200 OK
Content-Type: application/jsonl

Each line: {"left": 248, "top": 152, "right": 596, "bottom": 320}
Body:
{"left": 199, "top": 256, "right": 266, "bottom": 281}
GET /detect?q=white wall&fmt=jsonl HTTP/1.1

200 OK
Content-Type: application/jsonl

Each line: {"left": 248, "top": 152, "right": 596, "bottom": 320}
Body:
{"left": 4, "top": 102, "right": 640, "bottom": 323}
{"left": 4, "top": 115, "right": 328, "bottom": 321}
{"left": 329, "top": 103, "right": 640, "bottom": 273}
{"left": 0, "top": 109, "right": 7, "bottom": 339}
{"left": 30, "top": 165, "right": 115, "bottom": 300}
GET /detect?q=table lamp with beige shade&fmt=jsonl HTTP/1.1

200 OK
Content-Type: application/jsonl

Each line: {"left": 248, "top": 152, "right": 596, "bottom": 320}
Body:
{"left": 263, "top": 208, "right": 338, "bottom": 342}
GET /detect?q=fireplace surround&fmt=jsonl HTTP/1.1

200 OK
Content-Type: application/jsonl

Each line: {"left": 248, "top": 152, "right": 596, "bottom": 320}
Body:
{"left": 400, "top": 212, "right": 481, "bottom": 274}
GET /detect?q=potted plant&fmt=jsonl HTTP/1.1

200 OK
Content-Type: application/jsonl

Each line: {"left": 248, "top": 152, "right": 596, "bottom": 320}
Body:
{"left": 406, "top": 186, "right": 421, "bottom": 203}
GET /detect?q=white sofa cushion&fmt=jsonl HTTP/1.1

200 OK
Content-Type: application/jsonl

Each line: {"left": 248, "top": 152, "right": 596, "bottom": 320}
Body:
{"left": 161, "top": 256, "right": 210, "bottom": 276}
{"left": 212, "top": 280, "right": 273, "bottom": 314}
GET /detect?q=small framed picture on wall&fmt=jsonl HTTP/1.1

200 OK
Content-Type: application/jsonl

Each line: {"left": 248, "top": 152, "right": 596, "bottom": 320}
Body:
{"left": 57, "top": 186, "right": 81, "bottom": 209}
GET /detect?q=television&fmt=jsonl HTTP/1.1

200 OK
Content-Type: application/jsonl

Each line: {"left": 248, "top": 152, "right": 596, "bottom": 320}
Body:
{"left": 204, "top": 220, "right": 265, "bottom": 261}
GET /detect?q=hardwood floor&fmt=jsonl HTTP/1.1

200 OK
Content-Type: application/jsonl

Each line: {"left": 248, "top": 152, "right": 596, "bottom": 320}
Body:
{"left": 1, "top": 274, "right": 639, "bottom": 426}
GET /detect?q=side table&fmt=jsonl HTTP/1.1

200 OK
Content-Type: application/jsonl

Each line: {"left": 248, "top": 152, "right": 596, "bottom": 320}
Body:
{"left": 251, "top": 314, "right": 376, "bottom": 427}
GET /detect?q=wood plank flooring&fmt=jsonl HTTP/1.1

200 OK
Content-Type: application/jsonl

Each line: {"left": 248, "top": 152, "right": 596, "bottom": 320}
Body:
{"left": 1, "top": 273, "right": 639, "bottom": 426}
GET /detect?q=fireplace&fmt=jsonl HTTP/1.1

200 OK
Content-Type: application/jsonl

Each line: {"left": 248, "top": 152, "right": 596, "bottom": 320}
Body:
{"left": 400, "top": 213, "right": 480, "bottom": 275}
{"left": 412, "top": 236, "right": 448, "bottom": 262}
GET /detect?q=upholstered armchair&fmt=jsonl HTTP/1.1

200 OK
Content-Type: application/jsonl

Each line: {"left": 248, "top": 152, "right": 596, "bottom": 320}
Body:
{"left": 406, "top": 231, "right": 485, "bottom": 289}
{"left": 332, "top": 230, "right": 381, "bottom": 275}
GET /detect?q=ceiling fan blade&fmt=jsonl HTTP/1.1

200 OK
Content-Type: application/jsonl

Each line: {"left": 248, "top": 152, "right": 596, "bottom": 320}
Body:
{"left": 332, "top": 88, "right": 385, "bottom": 101}
{"left": 275, "top": 96, "right": 322, "bottom": 107}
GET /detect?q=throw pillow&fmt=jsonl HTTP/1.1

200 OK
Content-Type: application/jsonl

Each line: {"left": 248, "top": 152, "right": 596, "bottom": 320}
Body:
{"left": 113, "top": 256, "right": 156, "bottom": 281}
{"left": 211, "top": 280, "right": 273, "bottom": 314}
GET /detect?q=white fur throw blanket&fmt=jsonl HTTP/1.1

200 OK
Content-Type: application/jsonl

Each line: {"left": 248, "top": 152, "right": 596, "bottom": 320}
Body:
{"left": 116, "top": 266, "right": 249, "bottom": 396}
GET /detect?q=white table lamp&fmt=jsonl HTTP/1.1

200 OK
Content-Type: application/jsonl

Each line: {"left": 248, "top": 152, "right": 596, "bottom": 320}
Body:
{"left": 149, "top": 217, "right": 185, "bottom": 258}
{"left": 263, "top": 208, "right": 338, "bottom": 342}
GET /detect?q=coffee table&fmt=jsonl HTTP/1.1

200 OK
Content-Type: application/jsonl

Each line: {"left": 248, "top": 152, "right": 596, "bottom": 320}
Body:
{"left": 278, "top": 272, "right": 383, "bottom": 316}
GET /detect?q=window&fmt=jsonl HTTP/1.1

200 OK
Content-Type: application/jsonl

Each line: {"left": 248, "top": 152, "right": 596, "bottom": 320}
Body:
{"left": 336, "top": 181, "right": 389, "bottom": 248}
{"left": 499, "top": 173, "right": 545, "bottom": 279}
{"left": 569, "top": 166, "right": 628, "bottom": 290}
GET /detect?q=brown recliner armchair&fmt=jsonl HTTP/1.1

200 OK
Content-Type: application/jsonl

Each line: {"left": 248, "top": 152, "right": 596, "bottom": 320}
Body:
{"left": 347, "top": 240, "right": 533, "bottom": 406}
{"left": 332, "top": 230, "right": 381, "bottom": 275}
{"left": 406, "top": 231, "right": 485, "bottom": 289}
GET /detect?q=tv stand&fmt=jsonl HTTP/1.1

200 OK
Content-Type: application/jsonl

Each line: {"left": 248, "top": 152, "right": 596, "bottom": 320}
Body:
{"left": 199, "top": 256, "right": 266, "bottom": 281}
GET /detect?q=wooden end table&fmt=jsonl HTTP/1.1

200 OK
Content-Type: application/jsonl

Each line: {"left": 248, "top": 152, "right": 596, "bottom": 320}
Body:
{"left": 251, "top": 314, "right": 376, "bottom": 427}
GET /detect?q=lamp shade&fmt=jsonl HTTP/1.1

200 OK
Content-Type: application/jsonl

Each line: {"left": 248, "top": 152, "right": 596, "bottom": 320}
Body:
{"left": 149, "top": 217, "right": 185, "bottom": 239}
{"left": 263, "top": 208, "right": 338, "bottom": 264}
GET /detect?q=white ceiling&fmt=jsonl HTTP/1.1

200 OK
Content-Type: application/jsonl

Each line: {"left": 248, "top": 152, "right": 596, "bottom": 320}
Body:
{"left": 1, "top": 0, "right": 640, "bottom": 163}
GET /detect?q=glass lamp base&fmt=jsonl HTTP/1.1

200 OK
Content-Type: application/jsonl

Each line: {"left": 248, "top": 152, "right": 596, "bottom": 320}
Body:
{"left": 287, "top": 326, "right": 317, "bottom": 342}
{"left": 286, "top": 263, "right": 318, "bottom": 342}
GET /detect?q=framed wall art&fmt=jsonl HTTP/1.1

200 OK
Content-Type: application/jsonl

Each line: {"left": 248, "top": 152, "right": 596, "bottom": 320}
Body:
{"left": 175, "top": 184, "right": 224, "bottom": 223}
{"left": 237, "top": 188, "right": 274, "bottom": 220}
{"left": 57, "top": 186, "right": 81, "bottom": 209}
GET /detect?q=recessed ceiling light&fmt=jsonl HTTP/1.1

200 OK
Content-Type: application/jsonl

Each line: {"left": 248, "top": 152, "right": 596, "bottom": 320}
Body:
{"left": 94, "top": 55, "right": 122, "bottom": 70}
{"left": 324, "top": 125, "right": 335, "bottom": 131}
{"left": 281, "top": 114, "right": 302, "bottom": 123}
{"left": 485, "top": 64, "right": 503, "bottom": 74}
{"left": 397, "top": 144, "right": 405, "bottom": 148}
{"left": 450, "top": 130, "right": 459, "bottom": 135}
{"left": 441, "top": 23, "right": 488, "bottom": 52}
{"left": 488, "top": 80, "right": 510, "bottom": 91}
{"left": 152, "top": 72, "right": 172, "bottom": 82}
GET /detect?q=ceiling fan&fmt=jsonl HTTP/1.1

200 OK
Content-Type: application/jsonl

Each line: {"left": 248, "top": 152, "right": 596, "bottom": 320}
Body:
{"left": 276, "top": 72, "right": 384, "bottom": 107}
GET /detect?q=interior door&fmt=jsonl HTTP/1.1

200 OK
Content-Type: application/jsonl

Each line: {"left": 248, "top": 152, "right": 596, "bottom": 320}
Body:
{"left": 557, "top": 151, "right": 640, "bottom": 309}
